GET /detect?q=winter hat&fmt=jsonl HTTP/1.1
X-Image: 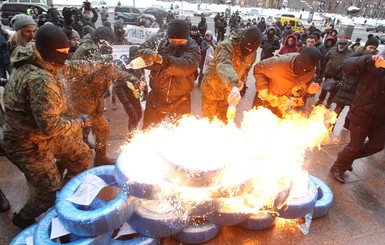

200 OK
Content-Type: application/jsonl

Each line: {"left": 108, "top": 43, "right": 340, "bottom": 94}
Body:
{"left": 93, "top": 26, "right": 114, "bottom": 44}
{"left": 35, "top": 24, "right": 69, "bottom": 66}
{"left": 83, "top": 25, "right": 95, "bottom": 37}
{"left": 167, "top": 19, "right": 189, "bottom": 39}
{"left": 239, "top": 27, "right": 262, "bottom": 56}
{"left": 365, "top": 36, "right": 379, "bottom": 47}
{"left": 71, "top": 29, "right": 80, "bottom": 39}
{"left": 11, "top": 14, "right": 36, "bottom": 31}
{"left": 294, "top": 47, "right": 321, "bottom": 74}
{"left": 191, "top": 25, "right": 198, "bottom": 31}
{"left": 337, "top": 38, "right": 348, "bottom": 44}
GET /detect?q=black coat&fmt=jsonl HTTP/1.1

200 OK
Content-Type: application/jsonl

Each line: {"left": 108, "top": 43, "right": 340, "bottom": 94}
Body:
{"left": 343, "top": 54, "right": 385, "bottom": 127}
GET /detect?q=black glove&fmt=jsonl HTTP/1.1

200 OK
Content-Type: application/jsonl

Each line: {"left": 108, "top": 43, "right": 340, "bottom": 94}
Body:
{"left": 78, "top": 114, "right": 92, "bottom": 128}
{"left": 137, "top": 48, "right": 163, "bottom": 64}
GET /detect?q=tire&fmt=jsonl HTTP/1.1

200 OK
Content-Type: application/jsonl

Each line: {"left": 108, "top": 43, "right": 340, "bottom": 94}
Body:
{"left": 171, "top": 220, "right": 221, "bottom": 244}
{"left": 275, "top": 176, "right": 318, "bottom": 219}
{"left": 108, "top": 235, "right": 160, "bottom": 245}
{"left": 238, "top": 211, "right": 276, "bottom": 231}
{"left": 128, "top": 200, "right": 187, "bottom": 238}
{"left": 188, "top": 199, "right": 218, "bottom": 217}
{"left": 10, "top": 223, "right": 37, "bottom": 245}
{"left": 56, "top": 166, "right": 137, "bottom": 237}
{"left": 33, "top": 206, "right": 113, "bottom": 245}
{"left": 206, "top": 201, "right": 250, "bottom": 226}
{"left": 309, "top": 175, "right": 333, "bottom": 219}
{"left": 115, "top": 160, "right": 174, "bottom": 200}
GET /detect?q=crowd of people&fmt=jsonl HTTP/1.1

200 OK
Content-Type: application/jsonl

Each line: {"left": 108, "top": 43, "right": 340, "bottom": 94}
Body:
{"left": 0, "top": 5, "right": 385, "bottom": 235}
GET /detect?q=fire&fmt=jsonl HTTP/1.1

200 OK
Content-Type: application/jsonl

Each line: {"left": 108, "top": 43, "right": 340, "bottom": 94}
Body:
{"left": 117, "top": 106, "right": 334, "bottom": 218}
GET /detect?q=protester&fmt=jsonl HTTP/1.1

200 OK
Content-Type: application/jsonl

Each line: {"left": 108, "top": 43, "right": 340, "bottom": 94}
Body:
{"left": 197, "top": 30, "right": 216, "bottom": 87}
{"left": 0, "top": 26, "right": 12, "bottom": 79}
{"left": 216, "top": 14, "right": 227, "bottom": 42}
{"left": 114, "top": 21, "right": 129, "bottom": 45}
{"left": 2, "top": 24, "right": 93, "bottom": 229}
{"left": 253, "top": 47, "right": 321, "bottom": 117}
{"left": 278, "top": 34, "right": 298, "bottom": 54}
{"left": 260, "top": 26, "right": 280, "bottom": 61}
{"left": 47, "top": 4, "right": 60, "bottom": 26}
{"left": 257, "top": 17, "right": 267, "bottom": 33}
{"left": 100, "top": 6, "right": 109, "bottom": 25}
{"left": 198, "top": 16, "right": 207, "bottom": 37}
{"left": 201, "top": 27, "right": 262, "bottom": 123}
{"left": 316, "top": 38, "right": 352, "bottom": 108}
{"left": 190, "top": 25, "right": 202, "bottom": 46}
{"left": 329, "top": 53, "right": 385, "bottom": 184}
{"left": 136, "top": 19, "right": 200, "bottom": 129}
{"left": 69, "top": 26, "right": 138, "bottom": 166}
{"left": 7, "top": 14, "right": 37, "bottom": 55}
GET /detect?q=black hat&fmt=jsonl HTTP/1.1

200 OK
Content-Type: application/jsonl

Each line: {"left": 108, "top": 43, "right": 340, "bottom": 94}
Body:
{"left": 294, "top": 47, "right": 321, "bottom": 74}
{"left": 167, "top": 19, "right": 189, "bottom": 39}
{"left": 35, "top": 24, "right": 69, "bottom": 66}
{"left": 365, "top": 36, "right": 379, "bottom": 48}
{"left": 239, "top": 27, "right": 262, "bottom": 56}
{"left": 94, "top": 26, "right": 115, "bottom": 44}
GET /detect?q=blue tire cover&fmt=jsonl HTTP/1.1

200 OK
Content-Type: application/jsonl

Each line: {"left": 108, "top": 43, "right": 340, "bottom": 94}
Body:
{"left": 276, "top": 177, "right": 318, "bottom": 219}
{"left": 10, "top": 223, "right": 37, "bottom": 245}
{"left": 108, "top": 236, "right": 160, "bottom": 245}
{"left": 128, "top": 201, "right": 187, "bottom": 238}
{"left": 56, "top": 166, "right": 137, "bottom": 237}
{"left": 171, "top": 220, "right": 221, "bottom": 244}
{"left": 238, "top": 211, "right": 276, "bottom": 231}
{"left": 189, "top": 199, "right": 218, "bottom": 217}
{"left": 115, "top": 162, "right": 173, "bottom": 200}
{"left": 309, "top": 175, "right": 333, "bottom": 219}
{"left": 206, "top": 206, "right": 250, "bottom": 226}
{"left": 33, "top": 205, "right": 112, "bottom": 245}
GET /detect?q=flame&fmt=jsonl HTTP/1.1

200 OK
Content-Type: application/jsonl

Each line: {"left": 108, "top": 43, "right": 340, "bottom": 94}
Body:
{"left": 117, "top": 106, "right": 334, "bottom": 218}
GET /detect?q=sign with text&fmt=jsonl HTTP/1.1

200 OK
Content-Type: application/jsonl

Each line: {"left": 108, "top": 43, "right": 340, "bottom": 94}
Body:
{"left": 126, "top": 25, "right": 159, "bottom": 44}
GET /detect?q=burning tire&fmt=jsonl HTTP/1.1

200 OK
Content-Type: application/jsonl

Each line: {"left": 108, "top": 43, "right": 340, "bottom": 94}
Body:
{"left": 128, "top": 200, "right": 188, "bottom": 238}
{"left": 206, "top": 201, "right": 250, "bottom": 226}
{"left": 56, "top": 166, "right": 137, "bottom": 237}
{"left": 238, "top": 211, "right": 276, "bottom": 231}
{"left": 171, "top": 219, "right": 221, "bottom": 244}
{"left": 10, "top": 223, "right": 37, "bottom": 245}
{"left": 310, "top": 175, "right": 333, "bottom": 219}
{"left": 33, "top": 206, "right": 113, "bottom": 244}
{"left": 276, "top": 177, "right": 318, "bottom": 219}
{"left": 188, "top": 199, "right": 218, "bottom": 217}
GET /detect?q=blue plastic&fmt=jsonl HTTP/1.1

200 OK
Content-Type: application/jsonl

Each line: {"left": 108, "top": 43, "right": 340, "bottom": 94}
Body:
{"left": 309, "top": 175, "right": 334, "bottom": 219}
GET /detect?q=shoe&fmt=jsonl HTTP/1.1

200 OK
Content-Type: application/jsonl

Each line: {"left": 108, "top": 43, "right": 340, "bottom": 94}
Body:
{"left": 330, "top": 167, "right": 345, "bottom": 184}
{"left": 0, "top": 189, "right": 10, "bottom": 212}
{"left": 12, "top": 212, "right": 36, "bottom": 229}
{"left": 326, "top": 103, "right": 332, "bottom": 109}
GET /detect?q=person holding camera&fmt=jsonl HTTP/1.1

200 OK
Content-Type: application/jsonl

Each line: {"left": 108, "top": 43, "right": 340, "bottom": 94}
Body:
{"left": 2, "top": 25, "right": 93, "bottom": 229}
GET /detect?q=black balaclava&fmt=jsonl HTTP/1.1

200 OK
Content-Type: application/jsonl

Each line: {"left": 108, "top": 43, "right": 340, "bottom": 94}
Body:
{"left": 239, "top": 27, "right": 262, "bottom": 56}
{"left": 294, "top": 47, "right": 321, "bottom": 75}
{"left": 167, "top": 19, "right": 189, "bottom": 39}
{"left": 93, "top": 26, "right": 115, "bottom": 45}
{"left": 35, "top": 24, "right": 69, "bottom": 66}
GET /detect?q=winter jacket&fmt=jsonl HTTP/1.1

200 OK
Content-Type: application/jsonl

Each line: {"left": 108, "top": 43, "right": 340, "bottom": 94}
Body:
{"left": 323, "top": 46, "right": 352, "bottom": 80}
{"left": 257, "top": 20, "right": 267, "bottom": 33}
{"left": 201, "top": 29, "right": 257, "bottom": 101}
{"left": 0, "top": 34, "right": 10, "bottom": 65}
{"left": 198, "top": 17, "right": 208, "bottom": 37}
{"left": 2, "top": 43, "right": 94, "bottom": 142}
{"left": 254, "top": 53, "right": 316, "bottom": 98}
{"left": 139, "top": 32, "right": 200, "bottom": 107}
{"left": 343, "top": 54, "right": 385, "bottom": 127}
{"left": 278, "top": 34, "right": 298, "bottom": 54}
{"left": 260, "top": 27, "right": 280, "bottom": 60}
{"left": 199, "top": 31, "right": 216, "bottom": 69}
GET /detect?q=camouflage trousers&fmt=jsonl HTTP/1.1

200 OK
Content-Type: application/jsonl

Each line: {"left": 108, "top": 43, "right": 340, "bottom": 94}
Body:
{"left": 2, "top": 133, "right": 91, "bottom": 220}
{"left": 201, "top": 95, "right": 228, "bottom": 123}
{"left": 90, "top": 114, "right": 110, "bottom": 149}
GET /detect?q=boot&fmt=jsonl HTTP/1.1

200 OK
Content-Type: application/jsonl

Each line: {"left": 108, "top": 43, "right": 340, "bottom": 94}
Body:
{"left": 94, "top": 147, "right": 116, "bottom": 166}
{"left": 0, "top": 188, "right": 10, "bottom": 212}
{"left": 12, "top": 212, "right": 36, "bottom": 229}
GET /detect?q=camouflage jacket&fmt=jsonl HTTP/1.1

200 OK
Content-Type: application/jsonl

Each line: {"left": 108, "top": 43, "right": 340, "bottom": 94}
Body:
{"left": 201, "top": 29, "right": 257, "bottom": 101}
{"left": 68, "top": 34, "right": 138, "bottom": 117}
{"left": 3, "top": 43, "right": 86, "bottom": 142}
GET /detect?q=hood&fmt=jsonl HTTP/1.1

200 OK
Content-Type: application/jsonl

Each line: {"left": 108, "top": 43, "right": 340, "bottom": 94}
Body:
{"left": 325, "top": 35, "right": 336, "bottom": 46}
{"left": 205, "top": 30, "right": 214, "bottom": 38}
{"left": 266, "top": 26, "right": 276, "bottom": 35}
{"left": 283, "top": 34, "right": 297, "bottom": 46}
{"left": 11, "top": 42, "right": 57, "bottom": 72}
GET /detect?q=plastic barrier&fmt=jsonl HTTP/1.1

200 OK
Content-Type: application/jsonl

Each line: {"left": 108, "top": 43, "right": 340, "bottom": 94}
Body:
{"left": 309, "top": 175, "right": 333, "bottom": 219}
{"left": 172, "top": 220, "right": 221, "bottom": 244}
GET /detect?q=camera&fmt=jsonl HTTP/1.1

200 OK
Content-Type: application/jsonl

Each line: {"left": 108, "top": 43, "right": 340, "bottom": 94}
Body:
{"left": 83, "top": 1, "right": 91, "bottom": 11}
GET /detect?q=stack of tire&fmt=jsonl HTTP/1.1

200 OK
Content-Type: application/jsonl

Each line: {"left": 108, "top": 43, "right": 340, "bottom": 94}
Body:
{"left": 11, "top": 164, "right": 334, "bottom": 244}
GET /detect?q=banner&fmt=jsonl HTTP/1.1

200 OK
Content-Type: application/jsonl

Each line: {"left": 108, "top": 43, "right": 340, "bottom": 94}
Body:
{"left": 126, "top": 25, "right": 160, "bottom": 44}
